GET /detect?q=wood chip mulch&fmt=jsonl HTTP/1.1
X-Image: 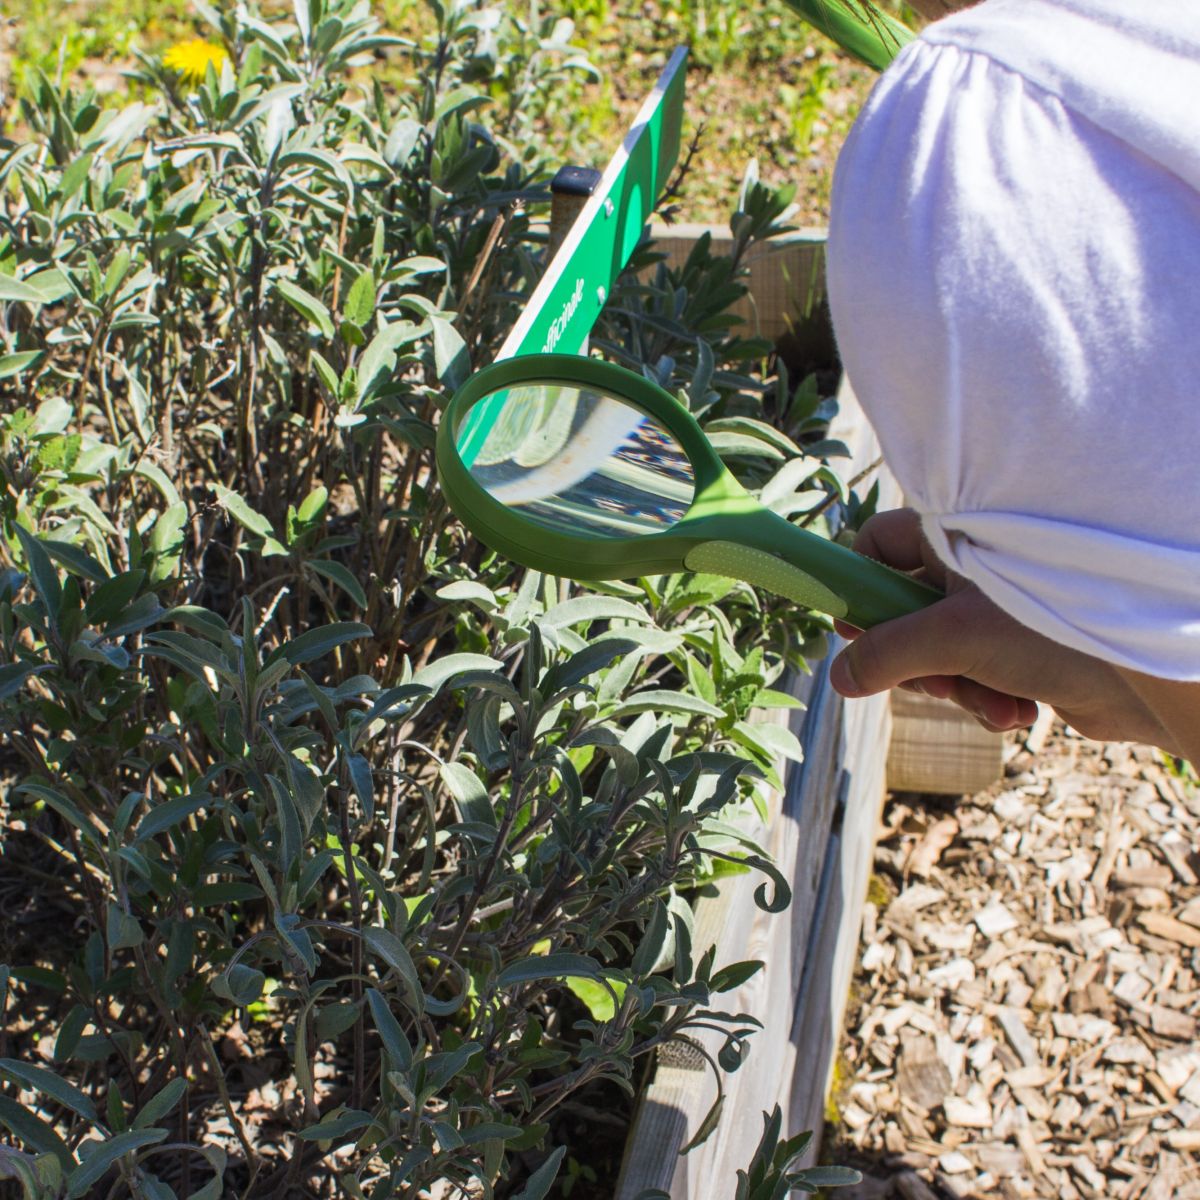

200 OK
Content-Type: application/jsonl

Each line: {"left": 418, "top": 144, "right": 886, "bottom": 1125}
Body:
{"left": 830, "top": 715, "right": 1200, "bottom": 1200}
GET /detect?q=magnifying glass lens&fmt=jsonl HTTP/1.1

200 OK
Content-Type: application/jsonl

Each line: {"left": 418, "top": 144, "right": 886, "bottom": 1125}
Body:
{"left": 456, "top": 383, "right": 695, "bottom": 537}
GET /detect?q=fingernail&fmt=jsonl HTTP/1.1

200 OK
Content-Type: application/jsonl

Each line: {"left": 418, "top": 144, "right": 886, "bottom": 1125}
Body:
{"left": 830, "top": 651, "right": 865, "bottom": 698}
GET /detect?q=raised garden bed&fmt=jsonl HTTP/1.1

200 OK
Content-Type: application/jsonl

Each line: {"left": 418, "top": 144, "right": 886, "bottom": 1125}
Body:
{"left": 0, "top": 14, "right": 1000, "bottom": 1194}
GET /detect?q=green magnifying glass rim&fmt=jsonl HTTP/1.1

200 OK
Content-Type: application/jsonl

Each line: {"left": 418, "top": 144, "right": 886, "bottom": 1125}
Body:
{"left": 437, "top": 353, "right": 942, "bottom": 627}
{"left": 436, "top": 352, "right": 743, "bottom": 581}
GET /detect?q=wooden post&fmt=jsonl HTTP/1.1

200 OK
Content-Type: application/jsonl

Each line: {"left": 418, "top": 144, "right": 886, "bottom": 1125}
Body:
{"left": 887, "top": 689, "right": 1005, "bottom": 795}
{"left": 544, "top": 165, "right": 602, "bottom": 357}
{"left": 548, "top": 165, "right": 602, "bottom": 259}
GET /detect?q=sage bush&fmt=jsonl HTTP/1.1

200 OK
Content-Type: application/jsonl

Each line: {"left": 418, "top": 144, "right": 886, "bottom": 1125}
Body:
{"left": 0, "top": 1, "right": 866, "bottom": 1196}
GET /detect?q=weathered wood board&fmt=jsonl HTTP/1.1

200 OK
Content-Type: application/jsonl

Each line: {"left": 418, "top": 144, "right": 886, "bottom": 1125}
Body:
{"left": 649, "top": 222, "right": 832, "bottom": 355}
{"left": 617, "top": 358, "right": 896, "bottom": 1194}
{"left": 887, "top": 689, "right": 1005, "bottom": 796}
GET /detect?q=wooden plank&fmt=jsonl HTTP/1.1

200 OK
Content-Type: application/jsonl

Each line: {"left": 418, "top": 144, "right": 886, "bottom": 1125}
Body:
{"left": 789, "top": 690, "right": 893, "bottom": 1156}
{"left": 887, "top": 689, "right": 1004, "bottom": 795}
{"left": 649, "top": 222, "right": 831, "bottom": 354}
{"left": 675, "top": 668, "right": 845, "bottom": 1196}
{"left": 617, "top": 313, "right": 897, "bottom": 1197}
{"left": 788, "top": 373, "right": 900, "bottom": 1156}
{"left": 616, "top": 667, "right": 841, "bottom": 1199}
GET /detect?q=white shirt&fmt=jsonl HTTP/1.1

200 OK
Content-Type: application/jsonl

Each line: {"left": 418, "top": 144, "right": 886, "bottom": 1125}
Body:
{"left": 827, "top": 0, "right": 1200, "bottom": 680}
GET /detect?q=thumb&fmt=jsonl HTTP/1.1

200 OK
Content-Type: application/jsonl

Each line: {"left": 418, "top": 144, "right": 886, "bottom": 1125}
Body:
{"left": 829, "top": 591, "right": 983, "bottom": 697}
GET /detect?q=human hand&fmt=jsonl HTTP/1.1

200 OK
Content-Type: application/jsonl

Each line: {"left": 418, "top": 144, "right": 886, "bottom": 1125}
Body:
{"left": 828, "top": 509, "right": 1173, "bottom": 746}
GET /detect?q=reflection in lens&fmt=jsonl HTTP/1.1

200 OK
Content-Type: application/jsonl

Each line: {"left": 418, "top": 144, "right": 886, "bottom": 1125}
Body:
{"left": 456, "top": 384, "right": 694, "bottom": 537}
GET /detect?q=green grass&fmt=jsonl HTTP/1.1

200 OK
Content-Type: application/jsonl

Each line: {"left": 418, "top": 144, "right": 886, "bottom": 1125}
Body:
{"left": 3, "top": 0, "right": 891, "bottom": 224}
{"left": 554, "top": 0, "right": 884, "bottom": 222}
{"left": 8, "top": 0, "right": 192, "bottom": 92}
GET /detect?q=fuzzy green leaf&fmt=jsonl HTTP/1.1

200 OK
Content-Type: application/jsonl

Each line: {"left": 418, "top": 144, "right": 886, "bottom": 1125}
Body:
{"left": 0, "top": 274, "right": 48, "bottom": 305}
{"left": 274, "top": 277, "right": 334, "bottom": 339}
{"left": 0, "top": 1094, "right": 74, "bottom": 1169}
{"left": 497, "top": 954, "right": 606, "bottom": 989}
{"left": 279, "top": 621, "right": 371, "bottom": 666}
{"left": 212, "top": 485, "right": 275, "bottom": 540}
{"left": 133, "top": 1078, "right": 187, "bottom": 1130}
{"left": 66, "top": 1129, "right": 167, "bottom": 1198}
{"left": 0, "top": 1058, "right": 98, "bottom": 1123}
{"left": 430, "top": 316, "right": 468, "bottom": 388}
{"left": 0, "top": 350, "right": 45, "bottom": 379}
{"left": 212, "top": 964, "right": 265, "bottom": 1007}
{"left": 13, "top": 525, "right": 62, "bottom": 625}
{"left": 439, "top": 762, "right": 495, "bottom": 827}
{"left": 791, "top": 1166, "right": 864, "bottom": 1187}
{"left": 362, "top": 928, "right": 423, "bottom": 1014}
{"left": 511, "top": 1146, "right": 567, "bottom": 1200}
{"left": 366, "top": 987, "right": 413, "bottom": 1071}
{"left": 608, "top": 689, "right": 725, "bottom": 720}
{"left": 343, "top": 267, "right": 376, "bottom": 327}
{"left": 297, "top": 1107, "right": 374, "bottom": 1143}
{"left": 307, "top": 559, "right": 367, "bottom": 609}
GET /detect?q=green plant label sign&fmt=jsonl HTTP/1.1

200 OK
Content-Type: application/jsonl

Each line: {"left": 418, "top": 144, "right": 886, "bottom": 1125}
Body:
{"left": 455, "top": 47, "right": 687, "bottom": 467}
{"left": 499, "top": 45, "right": 688, "bottom": 361}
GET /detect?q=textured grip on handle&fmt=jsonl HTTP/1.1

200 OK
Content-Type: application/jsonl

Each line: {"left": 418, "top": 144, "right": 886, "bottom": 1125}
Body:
{"left": 684, "top": 541, "right": 849, "bottom": 618}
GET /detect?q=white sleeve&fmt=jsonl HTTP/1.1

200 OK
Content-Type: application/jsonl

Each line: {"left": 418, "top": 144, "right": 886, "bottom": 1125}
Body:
{"left": 827, "top": 36, "right": 1200, "bottom": 681}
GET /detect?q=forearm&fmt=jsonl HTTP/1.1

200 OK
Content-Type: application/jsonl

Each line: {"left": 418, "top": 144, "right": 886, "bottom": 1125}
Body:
{"left": 1116, "top": 668, "right": 1200, "bottom": 766}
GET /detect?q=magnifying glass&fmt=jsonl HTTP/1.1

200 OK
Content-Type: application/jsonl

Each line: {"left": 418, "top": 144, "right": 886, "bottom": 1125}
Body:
{"left": 436, "top": 353, "right": 939, "bottom": 629}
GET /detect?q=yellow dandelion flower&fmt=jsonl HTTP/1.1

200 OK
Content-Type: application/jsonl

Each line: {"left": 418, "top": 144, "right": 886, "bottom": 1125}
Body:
{"left": 162, "top": 39, "right": 229, "bottom": 84}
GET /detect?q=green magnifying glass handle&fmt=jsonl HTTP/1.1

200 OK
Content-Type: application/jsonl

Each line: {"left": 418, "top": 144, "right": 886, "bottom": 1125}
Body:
{"left": 686, "top": 540, "right": 851, "bottom": 612}
{"left": 683, "top": 536, "right": 938, "bottom": 628}
{"left": 674, "top": 466, "right": 941, "bottom": 627}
